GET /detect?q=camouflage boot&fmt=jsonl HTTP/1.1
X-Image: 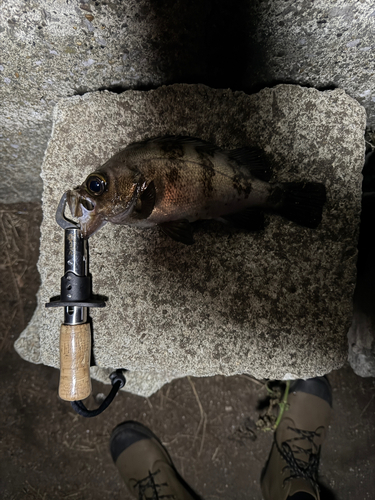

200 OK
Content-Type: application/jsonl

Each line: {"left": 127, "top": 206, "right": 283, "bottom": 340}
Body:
{"left": 261, "top": 377, "right": 332, "bottom": 500}
{"left": 110, "top": 421, "right": 199, "bottom": 499}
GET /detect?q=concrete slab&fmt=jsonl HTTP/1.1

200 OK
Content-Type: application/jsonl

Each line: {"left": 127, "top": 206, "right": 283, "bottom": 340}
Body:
{"left": 15, "top": 84, "right": 366, "bottom": 396}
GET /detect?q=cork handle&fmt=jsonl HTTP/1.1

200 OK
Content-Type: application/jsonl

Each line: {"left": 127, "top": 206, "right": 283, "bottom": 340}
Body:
{"left": 59, "top": 323, "right": 92, "bottom": 401}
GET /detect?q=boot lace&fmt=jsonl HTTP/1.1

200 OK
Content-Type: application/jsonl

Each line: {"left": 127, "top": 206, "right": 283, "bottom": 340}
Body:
{"left": 277, "top": 426, "right": 322, "bottom": 491}
{"left": 134, "top": 469, "right": 176, "bottom": 499}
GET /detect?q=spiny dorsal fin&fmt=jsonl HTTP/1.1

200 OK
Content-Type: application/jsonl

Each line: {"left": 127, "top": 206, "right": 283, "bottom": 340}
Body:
{"left": 134, "top": 135, "right": 222, "bottom": 150}
{"left": 224, "top": 148, "right": 273, "bottom": 182}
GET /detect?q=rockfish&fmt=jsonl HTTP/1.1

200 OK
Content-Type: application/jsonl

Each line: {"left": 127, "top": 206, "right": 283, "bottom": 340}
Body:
{"left": 67, "top": 136, "right": 326, "bottom": 244}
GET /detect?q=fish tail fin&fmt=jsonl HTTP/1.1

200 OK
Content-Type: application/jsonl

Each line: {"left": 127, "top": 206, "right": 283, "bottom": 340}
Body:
{"left": 278, "top": 182, "right": 326, "bottom": 228}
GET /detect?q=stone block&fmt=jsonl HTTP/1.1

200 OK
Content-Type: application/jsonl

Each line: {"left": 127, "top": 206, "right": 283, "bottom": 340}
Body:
{"left": 15, "top": 84, "right": 366, "bottom": 396}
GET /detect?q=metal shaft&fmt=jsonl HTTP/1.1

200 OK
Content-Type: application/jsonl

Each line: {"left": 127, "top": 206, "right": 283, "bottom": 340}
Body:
{"left": 64, "top": 228, "right": 87, "bottom": 325}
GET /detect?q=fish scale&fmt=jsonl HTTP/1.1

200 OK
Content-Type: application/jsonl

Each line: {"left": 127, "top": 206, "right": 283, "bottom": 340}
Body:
{"left": 67, "top": 136, "right": 326, "bottom": 244}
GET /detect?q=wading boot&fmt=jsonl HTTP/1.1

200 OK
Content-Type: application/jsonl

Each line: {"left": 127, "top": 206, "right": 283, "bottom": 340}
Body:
{"left": 110, "top": 421, "right": 199, "bottom": 500}
{"left": 261, "top": 377, "right": 332, "bottom": 500}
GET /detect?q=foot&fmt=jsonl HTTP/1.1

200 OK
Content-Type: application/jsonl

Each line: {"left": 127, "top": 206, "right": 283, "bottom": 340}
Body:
{"left": 110, "top": 421, "right": 199, "bottom": 499}
{"left": 261, "top": 377, "right": 332, "bottom": 500}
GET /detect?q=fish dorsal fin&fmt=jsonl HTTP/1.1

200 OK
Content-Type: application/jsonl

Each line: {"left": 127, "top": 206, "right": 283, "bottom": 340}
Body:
{"left": 133, "top": 136, "right": 221, "bottom": 155}
{"left": 148, "top": 135, "right": 218, "bottom": 148}
{"left": 133, "top": 181, "right": 156, "bottom": 220}
{"left": 224, "top": 148, "right": 273, "bottom": 182}
{"left": 158, "top": 219, "right": 194, "bottom": 245}
{"left": 169, "top": 136, "right": 221, "bottom": 156}
{"left": 222, "top": 207, "right": 265, "bottom": 231}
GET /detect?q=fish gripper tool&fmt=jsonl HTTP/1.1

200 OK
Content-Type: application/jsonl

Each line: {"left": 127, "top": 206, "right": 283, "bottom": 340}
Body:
{"left": 46, "top": 191, "right": 125, "bottom": 417}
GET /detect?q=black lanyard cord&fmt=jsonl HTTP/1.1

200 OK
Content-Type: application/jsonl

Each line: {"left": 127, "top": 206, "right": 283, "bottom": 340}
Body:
{"left": 70, "top": 369, "right": 126, "bottom": 417}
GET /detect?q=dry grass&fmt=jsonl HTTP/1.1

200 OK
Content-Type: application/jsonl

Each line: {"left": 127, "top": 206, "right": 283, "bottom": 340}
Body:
{"left": 0, "top": 203, "right": 42, "bottom": 354}
{"left": 187, "top": 376, "right": 207, "bottom": 457}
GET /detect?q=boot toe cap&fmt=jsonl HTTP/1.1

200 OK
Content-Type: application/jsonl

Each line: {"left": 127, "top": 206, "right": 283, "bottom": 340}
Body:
{"left": 110, "top": 421, "right": 156, "bottom": 463}
{"left": 290, "top": 376, "right": 332, "bottom": 407}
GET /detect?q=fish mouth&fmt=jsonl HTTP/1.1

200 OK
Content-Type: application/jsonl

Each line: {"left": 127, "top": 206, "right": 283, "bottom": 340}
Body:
{"left": 67, "top": 189, "right": 107, "bottom": 239}
{"left": 67, "top": 189, "right": 95, "bottom": 217}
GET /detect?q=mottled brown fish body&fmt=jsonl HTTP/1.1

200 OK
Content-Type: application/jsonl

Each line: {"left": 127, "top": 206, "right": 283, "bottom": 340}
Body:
{"left": 99, "top": 139, "right": 271, "bottom": 226}
{"left": 67, "top": 136, "right": 326, "bottom": 244}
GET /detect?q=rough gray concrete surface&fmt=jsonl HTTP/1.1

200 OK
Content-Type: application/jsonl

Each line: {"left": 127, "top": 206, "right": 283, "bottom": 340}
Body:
{"left": 15, "top": 83, "right": 366, "bottom": 396}
{"left": 0, "top": 0, "right": 374, "bottom": 203}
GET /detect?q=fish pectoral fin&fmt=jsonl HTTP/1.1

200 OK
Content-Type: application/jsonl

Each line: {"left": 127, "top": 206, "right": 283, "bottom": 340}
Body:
{"left": 222, "top": 208, "right": 265, "bottom": 231}
{"left": 224, "top": 148, "right": 272, "bottom": 182}
{"left": 133, "top": 180, "right": 156, "bottom": 220}
{"left": 158, "top": 219, "right": 195, "bottom": 245}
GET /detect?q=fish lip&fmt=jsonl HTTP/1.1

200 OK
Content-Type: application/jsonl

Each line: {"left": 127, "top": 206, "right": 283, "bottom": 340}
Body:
{"left": 66, "top": 190, "right": 81, "bottom": 218}
{"left": 67, "top": 190, "right": 96, "bottom": 218}
{"left": 66, "top": 189, "right": 104, "bottom": 238}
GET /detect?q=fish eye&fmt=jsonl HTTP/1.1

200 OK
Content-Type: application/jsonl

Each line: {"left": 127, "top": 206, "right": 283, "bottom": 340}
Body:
{"left": 86, "top": 174, "right": 106, "bottom": 196}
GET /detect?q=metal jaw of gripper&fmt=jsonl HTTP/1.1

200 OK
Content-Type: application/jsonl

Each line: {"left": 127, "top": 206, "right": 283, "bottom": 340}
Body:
{"left": 46, "top": 191, "right": 105, "bottom": 320}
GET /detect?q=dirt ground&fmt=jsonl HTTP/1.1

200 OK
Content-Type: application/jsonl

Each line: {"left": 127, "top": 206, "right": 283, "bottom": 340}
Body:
{"left": 1, "top": 203, "right": 374, "bottom": 500}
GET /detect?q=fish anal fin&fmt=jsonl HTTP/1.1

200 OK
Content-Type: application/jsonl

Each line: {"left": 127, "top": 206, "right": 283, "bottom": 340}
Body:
{"left": 222, "top": 208, "right": 265, "bottom": 231}
{"left": 158, "top": 219, "right": 195, "bottom": 245}
{"left": 225, "top": 148, "right": 273, "bottom": 182}
{"left": 134, "top": 181, "right": 156, "bottom": 220}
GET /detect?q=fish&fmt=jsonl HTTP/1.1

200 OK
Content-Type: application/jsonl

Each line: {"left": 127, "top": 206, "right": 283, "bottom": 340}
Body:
{"left": 67, "top": 136, "right": 327, "bottom": 244}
